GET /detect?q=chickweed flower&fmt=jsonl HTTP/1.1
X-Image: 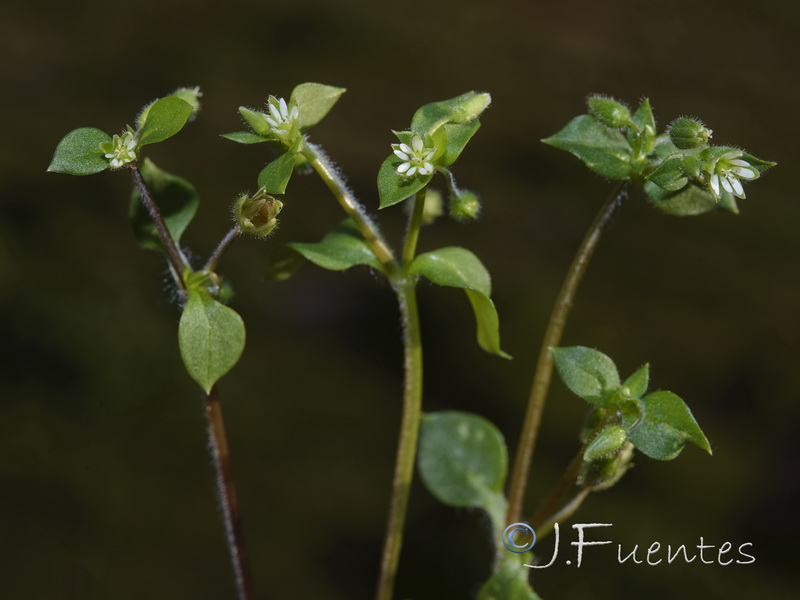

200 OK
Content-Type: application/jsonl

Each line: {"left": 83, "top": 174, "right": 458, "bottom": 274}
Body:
{"left": 99, "top": 131, "right": 137, "bottom": 169}
{"left": 393, "top": 134, "right": 435, "bottom": 177}
{"left": 703, "top": 148, "right": 759, "bottom": 200}
{"left": 265, "top": 96, "right": 300, "bottom": 140}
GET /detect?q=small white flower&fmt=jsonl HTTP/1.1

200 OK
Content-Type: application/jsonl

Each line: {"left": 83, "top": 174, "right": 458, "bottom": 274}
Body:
{"left": 706, "top": 150, "right": 758, "bottom": 200}
{"left": 392, "top": 134, "right": 435, "bottom": 177}
{"left": 99, "top": 131, "right": 137, "bottom": 169}
{"left": 264, "top": 96, "right": 300, "bottom": 139}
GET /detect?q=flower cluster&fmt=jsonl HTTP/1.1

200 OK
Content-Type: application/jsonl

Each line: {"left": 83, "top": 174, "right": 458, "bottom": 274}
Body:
{"left": 392, "top": 134, "right": 435, "bottom": 177}
{"left": 264, "top": 96, "right": 300, "bottom": 140}
{"left": 99, "top": 132, "right": 137, "bottom": 169}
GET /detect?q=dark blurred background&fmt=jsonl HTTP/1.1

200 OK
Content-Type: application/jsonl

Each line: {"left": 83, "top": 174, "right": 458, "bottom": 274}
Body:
{"left": 2, "top": 0, "right": 799, "bottom": 598}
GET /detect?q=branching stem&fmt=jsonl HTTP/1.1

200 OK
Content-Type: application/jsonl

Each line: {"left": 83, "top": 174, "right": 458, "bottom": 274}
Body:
{"left": 204, "top": 226, "right": 242, "bottom": 273}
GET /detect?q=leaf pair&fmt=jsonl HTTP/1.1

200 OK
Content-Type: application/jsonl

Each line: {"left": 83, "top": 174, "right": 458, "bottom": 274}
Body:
{"left": 551, "top": 346, "right": 711, "bottom": 461}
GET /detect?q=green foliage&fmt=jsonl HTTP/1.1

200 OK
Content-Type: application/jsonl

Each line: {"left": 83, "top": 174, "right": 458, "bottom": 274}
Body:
{"left": 137, "top": 96, "right": 194, "bottom": 147}
{"left": 584, "top": 425, "right": 628, "bottom": 461}
{"left": 439, "top": 120, "right": 481, "bottom": 167}
{"left": 178, "top": 286, "right": 246, "bottom": 394}
{"left": 551, "top": 346, "right": 620, "bottom": 405}
{"left": 622, "top": 363, "right": 649, "bottom": 399}
{"left": 265, "top": 219, "right": 385, "bottom": 279}
{"left": 409, "top": 247, "right": 510, "bottom": 358}
{"left": 418, "top": 411, "right": 508, "bottom": 533}
{"left": 411, "top": 91, "right": 490, "bottom": 133}
{"left": 587, "top": 95, "right": 631, "bottom": 129}
{"left": 221, "top": 132, "right": 270, "bottom": 144}
{"left": 645, "top": 182, "right": 739, "bottom": 216}
{"left": 478, "top": 555, "right": 540, "bottom": 600}
{"left": 129, "top": 158, "right": 199, "bottom": 251}
{"left": 47, "top": 127, "right": 111, "bottom": 175}
{"left": 542, "top": 115, "right": 632, "bottom": 180}
{"left": 257, "top": 142, "right": 300, "bottom": 193}
{"left": 627, "top": 391, "right": 712, "bottom": 460}
{"left": 377, "top": 154, "right": 434, "bottom": 209}
{"left": 238, "top": 107, "right": 271, "bottom": 137}
{"left": 290, "top": 82, "right": 346, "bottom": 129}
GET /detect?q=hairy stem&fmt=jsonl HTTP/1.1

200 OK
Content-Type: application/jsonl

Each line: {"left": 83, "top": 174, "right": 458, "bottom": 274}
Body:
{"left": 130, "top": 165, "right": 191, "bottom": 288}
{"left": 506, "top": 182, "right": 628, "bottom": 525}
{"left": 301, "top": 141, "right": 399, "bottom": 275}
{"left": 204, "top": 226, "right": 242, "bottom": 273}
{"left": 206, "top": 385, "right": 255, "bottom": 600}
{"left": 376, "top": 281, "right": 423, "bottom": 600}
{"left": 402, "top": 189, "right": 427, "bottom": 267}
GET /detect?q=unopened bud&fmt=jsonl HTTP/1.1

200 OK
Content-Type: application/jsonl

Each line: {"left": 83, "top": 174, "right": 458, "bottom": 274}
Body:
{"left": 449, "top": 92, "right": 492, "bottom": 124}
{"left": 669, "top": 117, "right": 712, "bottom": 149}
{"left": 235, "top": 191, "right": 283, "bottom": 237}
{"left": 449, "top": 190, "right": 481, "bottom": 221}
{"left": 578, "top": 441, "right": 634, "bottom": 491}
{"left": 587, "top": 95, "right": 631, "bottom": 128}
{"left": 583, "top": 425, "right": 628, "bottom": 461}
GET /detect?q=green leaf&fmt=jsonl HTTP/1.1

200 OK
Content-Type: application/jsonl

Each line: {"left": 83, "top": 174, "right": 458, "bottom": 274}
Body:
{"left": 266, "top": 219, "right": 384, "bottom": 277}
{"left": 258, "top": 145, "right": 299, "bottom": 193}
{"left": 290, "top": 83, "right": 346, "bottom": 129}
{"left": 377, "top": 155, "right": 433, "bottom": 209}
{"left": 439, "top": 121, "right": 481, "bottom": 166}
{"left": 628, "top": 391, "right": 712, "bottom": 460}
{"left": 129, "top": 158, "right": 199, "bottom": 251}
{"left": 622, "top": 363, "right": 649, "bottom": 399}
{"left": 222, "top": 131, "right": 270, "bottom": 144}
{"left": 551, "top": 346, "right": 621, "bottom": 406}
{"left": 542, "top": 115, "right": 632, "bottom": 180}
{"left": 138, "top": 97, "right": 193, "bottom": 147}
{"left": 479, "top": 555, "right": 541, "bottom": 600}
{"left": 584, "top": 425, "right": 628, "bottom": 461}
{"left": 645, "top": 182, "right": 738, "bottom": 216}
{"left": 239, "top": 107, "right": 271, "bottom": 137}
{"left": 178, "top": 289, "right": 246, "bottom": 394}
{"left": 630, "top": 98, "right": 655, "bottom": 137}
{"left": 411, "top": 91, "right": 491, "bottom": 134}
{"left": 409, "top": 247, "right": 510, "bottom": 358}
{"left": 647, "top": 156, "right": 689, "bottom": 192}
{"left": 47, "top": 127, "right": 111, "bottom": 175}
{"left": 418, "top": 411, "right": 508, "bottom": 533}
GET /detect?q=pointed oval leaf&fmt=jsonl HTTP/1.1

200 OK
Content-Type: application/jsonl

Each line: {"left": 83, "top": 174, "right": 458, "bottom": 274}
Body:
{"left": 542, "top": 115, "right": 632, "bottom": 180}
{"left": 222, "top": 131, "right": 270, "bottom": 144}
{"left": 645, "top": 182, "right": 738, "bottom": 216}
{"left": 129, "top": 158, "right": 199, "bottom": 251}
{"left": 47, "top": 127, "right": 111, "bottom": 175}
{"left": 258, "top": 148, "right": 298, "bottom": 193}
{"left": 551, "top": 346, "right": 621, "bottom": 405}
{"left": 419, "top": 411, "right": 508, "bottom": 531}
{"left": 290, "top": 83, "right": 346, "bottom": 129}
{"left": 439, "top": 120, "right": 481, "bottom": 166}
{"left": 628, "top": 391, "right": 712, "bottom": 460}
{"left": 178, "top": 290, "right": 246, "bottom": 394}
{"left": 622, "top": 363, "right": 649, "bottom": 399}
{"left": 410, "top": 247, "right": 510, "bottom": 358}
{"left": 377, "top": 155, "right": 433, "bottom": 209}
{"left": 138, "top": 97, "right": 194, "bottom": 147}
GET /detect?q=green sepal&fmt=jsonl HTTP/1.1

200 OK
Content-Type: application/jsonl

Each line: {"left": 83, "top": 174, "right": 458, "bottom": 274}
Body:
{"left": 647, "top": 156, "right": 689, "bottom": 191}
{"left": 439, "top": 120, "right": 481, "bottom": 166}
{"left": 222, "top": 132, "right": 270, "bottom": 144}
{"left": 418, "top": 411, "right": 508, "bottom": 534}
{"left": 129, "top": 158, "right": 199, "bottom": 252}
{"left": 622, "top": 363, "right": 649, "bottom": 399}
{"left": 584, "top": 425, "right": 628, "bottom": 461}
{"left": 551, "top": 346, "right": 621, "bottom": 406}
{"left": 239, "top": 107, "right": 271, "bottom": 137}
{"left": 478, "top": 554, "right": 541, "bottom": 600}
{"left": 47, "top": 127, "right": 111, "bottom": 175}
{"left": 290, "top": 82, "right": 346, "bottom": 129}
{"left": 740, "top": 152, "right": 776, "bottom": 175}
{"left": 265, "top": 219, "right": 385, "bottom": 279}
{"left": 409, "top": 247, "right": 510, "bottom": 358}
{"left": 411, "top": 91, "right": 491, "bottom": 134}
{"left": 377, "top": 155, "right": 433, "bottom": 209}
{"left": 542, "top": 115, "right": 632, "bottom": 180}
{"left": 137, "top": 97, "right": 194, "bottom": 147}
{"left": 645, "top": 182, "right": 739, "bottom": 216}
{"left": 178, "top": 288, "right": 246, "bottom": 394}
{"left": 627, "top": 391, "right": 712, "bottom": 460}
{"left": 587, "top": 96, "right": 631, "bottom": 129}
{"left": 257, "top": 141, "right": 301, "bottom": 193}
{"left": 628, "top": 98, "right": 656, "bottom": 145}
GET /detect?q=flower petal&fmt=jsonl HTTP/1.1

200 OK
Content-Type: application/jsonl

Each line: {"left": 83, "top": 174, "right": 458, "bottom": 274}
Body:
{"left": 399, "top": 143, "right": 412, "bottom": 154}
{"left": 721, "top": 176, "right": 733, "bottom": 194}
{"left": 279, "top": 98, "right": 289, "bottom": 119}
{"left": 423, "top": 162, "right": 433, "bottom": 172}
{"left": 412, "top": 135, "right": 423, "bottom": 152}
{"left": 407, "top": 166, "right": 417, "bottom": 176}
{"left": 732, "top": 167, "right": 757, "bottom": 179}
{"left": 397, "top": 162, "right": 410, "bottom": 173}
{"left": 730, "top": 176, "right": 744, "bottom": 197}
{"left": 394, "top": 150, "right": 410, "bottom": 160}
{"left": 710, "top": 174, "right": 721, "bottom": 198}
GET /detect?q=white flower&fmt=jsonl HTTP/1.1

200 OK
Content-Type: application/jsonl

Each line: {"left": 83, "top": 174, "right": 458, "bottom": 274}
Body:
{"left": 706, "top": 150, "right": 758, "bottom": 200}
{"left": 392, "top": 134, "right": 435, "bottom": 177}
{"left": 264, "top": 96, "right": 300, "bottom": 139}
{"left": 100, "top": 131, "right": 137, "bottom": 169}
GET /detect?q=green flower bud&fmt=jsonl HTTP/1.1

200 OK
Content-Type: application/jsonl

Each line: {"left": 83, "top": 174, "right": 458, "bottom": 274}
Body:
{"left": 449, "top": 92, "right": 492, "bottom": 124}
{"left": 668, "top": 117, "right": 712, "bottom": 149}
{"left": 234, "top": 191, "right": 283, "bottom": 237}
{"left": 583, "top": 425, "right": 628, "bottom": 461}
{"left": 578, "top": 441, "right": 634, "bottom": 491}
{"left": 449, "top": 190, "right": 481, "bottom": 221}
{"left": 170, "top": 86, "right": 203, "bottom": 120}
{"left": 587, "top": 95, "right": 631, "bottom": 128}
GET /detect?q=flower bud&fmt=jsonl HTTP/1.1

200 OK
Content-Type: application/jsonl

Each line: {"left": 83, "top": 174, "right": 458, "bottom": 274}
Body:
{"left": 668, "top": 117, "right": 712, "bottom": 149}
{"left": 234, "top": 191, "right": 283, "bottom": 237}
{"left": 449, "top": 190, "right": 481, "bottom": 221}
{"left": 587, "top": 95, "right": 631, "bottom": 128}
{"left": 449, "top": 92, "right": 492, "bottom": 124}
{"left": 583, "top": 425, "right": 628, "bottom": 461}
{"left": 578, "top": 441, "right": 634, "bottom": 491}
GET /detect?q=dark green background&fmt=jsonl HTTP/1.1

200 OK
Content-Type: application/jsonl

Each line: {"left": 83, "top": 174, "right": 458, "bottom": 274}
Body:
{"left": 1, "top": 0, "right": 798, "bottom": 598}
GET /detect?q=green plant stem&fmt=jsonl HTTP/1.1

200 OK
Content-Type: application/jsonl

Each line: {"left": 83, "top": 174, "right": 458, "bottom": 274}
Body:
{"left": 206, "top": 385, "right": 255, "bottom": 600}
{"left": 130, "top": 165, "right": 191, "bottom": 289}
{"left": 528, "top": 446, "right": 586, "bottom": 531}
{"left": 535, "top": 489, "right": 591, "bottom": 540}
{"left": 402, "top": 188, "right": 427, "bottom": 267}
{"left": 376, "top": 280, "right": 424, "bottom": 600}
{"left": 506, "top": 182, "right": 628, "bottom": 526}
{"left": 301, "top": 141, "right": 399, "bottom": 275}
{"left": 204, "top": 226, "right": 242, "bottom": 273}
